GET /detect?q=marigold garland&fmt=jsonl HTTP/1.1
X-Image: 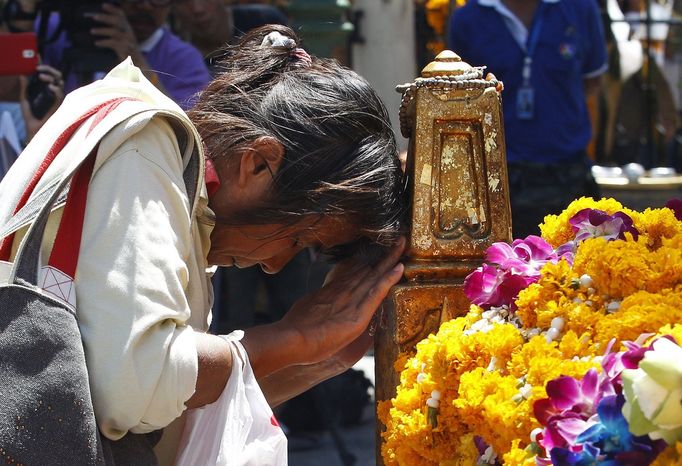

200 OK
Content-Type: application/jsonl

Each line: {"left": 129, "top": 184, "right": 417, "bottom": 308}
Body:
{"left": 539, "top": 197, "right": 639, "bottom": 247}
{"left": 651, "top": 442, "right": 682, "bottom": 465}
{"left": 380, "top": 198, "right": 682, "bottom": 465}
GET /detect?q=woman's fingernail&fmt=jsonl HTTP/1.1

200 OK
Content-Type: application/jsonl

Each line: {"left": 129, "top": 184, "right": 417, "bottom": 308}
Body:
{"left": 393, "top": 263, "right": 404, "bottom": 274}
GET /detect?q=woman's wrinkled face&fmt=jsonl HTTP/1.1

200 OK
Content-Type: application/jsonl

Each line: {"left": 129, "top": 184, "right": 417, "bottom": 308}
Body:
{"left": 207, "top": 217, "right": 358, "bottom": 274}
{"left": 205, "top": 137, "right": 359, "bottom": 273}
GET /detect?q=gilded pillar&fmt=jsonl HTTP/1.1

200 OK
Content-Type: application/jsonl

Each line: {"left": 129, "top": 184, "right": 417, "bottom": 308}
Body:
{"left": 375, "top": 51, "right": 513, "bottom": 462}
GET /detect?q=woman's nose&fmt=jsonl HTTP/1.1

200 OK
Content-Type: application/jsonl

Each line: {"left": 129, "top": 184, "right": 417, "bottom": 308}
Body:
{"left": 260, "top": 248, "right": 300, "bottom": 275}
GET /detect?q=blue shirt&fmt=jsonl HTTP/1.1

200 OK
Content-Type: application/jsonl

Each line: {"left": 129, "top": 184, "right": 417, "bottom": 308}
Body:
{"left": 448, "top": 0, "right": 607, "bottom": 164}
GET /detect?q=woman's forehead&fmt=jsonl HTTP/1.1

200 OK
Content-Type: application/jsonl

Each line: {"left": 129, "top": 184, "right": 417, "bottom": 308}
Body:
{"left": 296, "top": 216, "right": 360, "bottom": 248}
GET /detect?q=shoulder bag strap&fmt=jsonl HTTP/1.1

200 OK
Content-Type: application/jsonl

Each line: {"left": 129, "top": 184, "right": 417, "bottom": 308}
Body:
{"left": 5, "top": 99, "right": 201, "bottom": 286}
{"left": 0, "top": 98, "right": 133, "bottom": 262}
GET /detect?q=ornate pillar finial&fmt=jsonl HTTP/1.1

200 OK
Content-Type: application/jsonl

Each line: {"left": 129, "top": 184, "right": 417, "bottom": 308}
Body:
{"left": 421, "top": 50, "right": 471, "bottom": 77}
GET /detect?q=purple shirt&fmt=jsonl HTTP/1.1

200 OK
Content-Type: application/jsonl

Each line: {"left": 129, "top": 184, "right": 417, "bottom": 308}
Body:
{"left": 42, "top": 16, "right": 210, "bottom": 109}
{"left": 140, "top": 28, "right": 211, "bottom": 109}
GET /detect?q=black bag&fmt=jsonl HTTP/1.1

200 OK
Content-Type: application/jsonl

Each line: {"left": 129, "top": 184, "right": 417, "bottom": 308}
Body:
{"left": 0, "top": 99, "right": 201, "bottom": 465}
{"left": 0, "top": 163, "right": 105, "bottom": 464}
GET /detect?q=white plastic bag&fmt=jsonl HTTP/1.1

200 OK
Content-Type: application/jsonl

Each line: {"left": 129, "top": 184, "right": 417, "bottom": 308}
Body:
{"left": 175, "top": 331, "right": 288, "bottom": 466}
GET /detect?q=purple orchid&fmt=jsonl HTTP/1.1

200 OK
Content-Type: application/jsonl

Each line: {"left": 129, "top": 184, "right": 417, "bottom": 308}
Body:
{"left": 464, "top": 236, "right": 559, "bottom": 310}
{"left": 463, "top": 264, "right": 530, "bottom": 309}
{"left": 473, "top": 436, "right": 488, "bottom": 456}
{"left": 620, "top": 337, "right": 658, "bottom": 370}
{"left": 545, "top": 370, "right": 601, "bottom": 413}
{"left": 665, "top": 198, "right": 682, "bottom": 221}
{"left": 534, "top": 369, "right": 603, "bottom": 453}
{"left": 601, "top": 335, "right": 668, "bottom": 392}
{"left": 571, "top": 394, "right": 666, "bottom": 465}
{"left": 485, "top": 235, "right": 558, "bottom": 277}
{"left": 555, "top": 241, "right": 576, "bottom": 266}
{"left": 549, "top": 443, "right": 601, "bottom": 465}
{"left": 569, "top": 208, "right": 639, "bottom": 242}
{"left": 536, "top": 339, "right": 672, "bottom": 465}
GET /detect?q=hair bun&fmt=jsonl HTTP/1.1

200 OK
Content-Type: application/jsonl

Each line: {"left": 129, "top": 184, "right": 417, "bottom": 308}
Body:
{"left": 261, "top": 31, "right": 296, "bottom": 49}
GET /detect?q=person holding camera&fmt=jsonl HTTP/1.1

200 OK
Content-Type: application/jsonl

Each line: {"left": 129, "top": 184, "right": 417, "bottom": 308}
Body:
{"left": 0, "top": 5, "right": 63, "bottom": 150}
{"left": 8, "top": 0, "right": 210, "bottom": 109}
{"left": 86, "top": 0, "right": 210, "bottom": 107}
{"left": 0, "top": 59, "right": 64, "bottom": 147}
{"left": 17, "top": 64, "right": 64, "bottom": 141}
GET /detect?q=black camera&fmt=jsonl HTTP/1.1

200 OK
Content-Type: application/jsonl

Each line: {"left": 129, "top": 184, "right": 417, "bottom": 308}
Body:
{"left": 55, "top": 1, "right": 121, "bottom": 75}
{"left": 26, "top": 72, "right": 56, "bottom": 119}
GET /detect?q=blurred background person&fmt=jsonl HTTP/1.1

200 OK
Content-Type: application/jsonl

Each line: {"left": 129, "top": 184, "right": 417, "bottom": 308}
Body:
{"left": 4, "top": 0, "right": 210, "bottom": 109}
{"left": 448, "top": 0, "right": 608, "bottom": 238}
{"left": 173, "top": 0, "right": 287, "bottom": 74}
{"left": 0, "top": 0, "right": 63, "bottom": 177}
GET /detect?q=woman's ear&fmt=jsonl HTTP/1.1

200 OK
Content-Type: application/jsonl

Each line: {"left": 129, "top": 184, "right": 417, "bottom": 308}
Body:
{"left": 237, "top": 136, "right": 285, "bottom": 189}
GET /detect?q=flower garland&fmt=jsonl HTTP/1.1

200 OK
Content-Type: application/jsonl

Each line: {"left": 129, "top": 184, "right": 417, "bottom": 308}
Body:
{"left": 379, "top": 197, "right": 682, "bottom": 465}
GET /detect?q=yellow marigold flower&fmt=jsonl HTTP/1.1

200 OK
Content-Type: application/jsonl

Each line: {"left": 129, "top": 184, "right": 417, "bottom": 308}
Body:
{"left": 559, "top": 330, "right": 597, "bottom": 359}
{"left": 444, "top": 322, "right": 523, "bottom": 370}
{"left": 508, "top": 335, "right": 560, "bottom": 380}
{"left": 651, "top": 442, "right": 682, "bottom": 465}
{"left": 381, "top": 406, "right": 430, "bottom": 463}
{"left": 531, "top": 298, "right": 605, "bottom": 341}
{"left": 381, "top": 199, "right": 681, "bottom": 465}
{"left": 508, "top": 335, "right": 599, "bottom": 389}
{"left": 664, "top": 231, "right": 682, "bottom": 250}
{"left": 394, "top": 351, "right": 410, "bottom": 373}
{"left": 518, "top": 335, "right": 564, "bottom": 369}
{"left": 454, "top": 368, "right": 533, "bottom": 457}
{"left": 503, "top": 439, "right": 536, "bottom": 466}
{"left": 572, "top": 237, "right": 681, "bottom": 299}
{"left": 437, "top": 433, "right": 480, "bottom": 465}
{"left": 658, "top": 323, "right": 682, "bottom": 343}
{"left": 636, "top": 207, "right": 682, "bottom": 248}
{"left": 541, "top": 358, "right": 600, "bottom": 387}
{"left": 595, "top": 287, "right": 682, "bottom": 347}
{"left": 515, "top": 259, "right": 577, "bottom": 329}
{"left": 377, "top": 399, "right": 391, "bottom": 424}
{"left": 514, "top": 283, "right": 542, "bottom": 328}
{"left": 381, "top": 311, "right": 517, "bottom": 465}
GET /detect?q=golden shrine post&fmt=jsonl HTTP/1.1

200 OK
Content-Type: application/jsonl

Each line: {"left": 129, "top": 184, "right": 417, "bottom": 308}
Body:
{"left": 375, "top": 51, "right": 513, "bottom": 463}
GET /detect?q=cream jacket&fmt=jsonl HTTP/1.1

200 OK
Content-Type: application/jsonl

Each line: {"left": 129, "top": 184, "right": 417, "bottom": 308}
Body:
{"left": 0, "top": 60, "right": 213, "bottom": 460}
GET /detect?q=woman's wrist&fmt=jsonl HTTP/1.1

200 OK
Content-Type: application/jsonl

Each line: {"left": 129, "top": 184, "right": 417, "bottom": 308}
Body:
{"left": 241, "top": 321, "right": 303, "bottom": 379}
{"left": 259, "top": 359, "right": 345, "bottom": 407}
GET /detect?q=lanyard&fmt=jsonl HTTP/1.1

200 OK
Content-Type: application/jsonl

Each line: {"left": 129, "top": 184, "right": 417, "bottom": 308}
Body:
{"left": 522, "top": 2, "right": 547, "bottom": 86}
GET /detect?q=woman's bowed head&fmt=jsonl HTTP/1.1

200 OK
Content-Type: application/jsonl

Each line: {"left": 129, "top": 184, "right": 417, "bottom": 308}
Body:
{"left": 191, "top": 25, "right": 405, "bottom": 273}
{"left": 186, "top": 25, "right": 407, "bottom": 407}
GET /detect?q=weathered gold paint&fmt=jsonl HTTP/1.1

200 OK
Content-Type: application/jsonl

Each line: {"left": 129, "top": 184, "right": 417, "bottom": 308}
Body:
{"left": 375, "top": 51, "right": 513, "bottom": 464}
